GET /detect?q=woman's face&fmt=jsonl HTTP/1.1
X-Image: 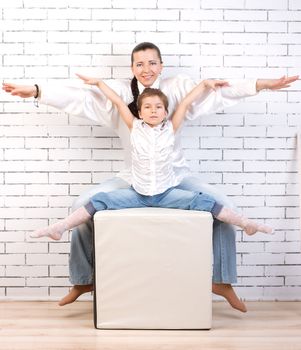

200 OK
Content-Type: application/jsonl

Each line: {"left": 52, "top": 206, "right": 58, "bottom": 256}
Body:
{"left": 131, "top": 49, "right": 163, "bottom": 87}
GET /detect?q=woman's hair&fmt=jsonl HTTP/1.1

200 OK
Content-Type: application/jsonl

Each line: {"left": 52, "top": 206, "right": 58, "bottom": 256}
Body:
{"left": 128, "top": 42, "right": 163, "bottom": 119}
{"left": 130, "top": 42, "right": 163, "bottom": 66}
{"left": 137, "top": 88, "right": 168, "bottom": 114}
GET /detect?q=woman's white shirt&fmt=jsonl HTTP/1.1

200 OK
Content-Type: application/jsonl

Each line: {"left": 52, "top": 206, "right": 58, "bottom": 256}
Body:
{"left": 39, "top": 75, "right": 257, "bottom": 184}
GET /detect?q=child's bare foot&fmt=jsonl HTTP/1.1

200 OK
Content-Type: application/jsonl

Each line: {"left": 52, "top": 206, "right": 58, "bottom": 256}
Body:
{"left": 243, "top": 219, "right": 274, "bottom": 236}
{"left": 212, "top": 283, "right": 247, "bottom": 313}
{"left": 58, "top": 284, "right": 94, "bottom": 306}
{"left": 30, "top": 222, "right": 65, "bottom": 240}
{"left": 216, "top": 207, "right": 274, "bottom": 236}
{"left": 30, "top": 207, "right": 92, "bottom": 241}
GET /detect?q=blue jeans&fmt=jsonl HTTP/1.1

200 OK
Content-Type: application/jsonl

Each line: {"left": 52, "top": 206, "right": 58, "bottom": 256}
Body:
{"left": 85, "top": 186, "right": 223, "bottom": 216}
{"left": 69, "top": 176, "right": 237, "bottom": 285}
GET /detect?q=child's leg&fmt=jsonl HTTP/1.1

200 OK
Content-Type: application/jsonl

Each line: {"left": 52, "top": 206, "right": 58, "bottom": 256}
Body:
{"left": 215, "top": 207, "right": 273, "bottom": 235}
{"left": 157, "top": 187, "right": 273, "bottom": 236}
{"left": 30, "top": 207, "right": 91, "bottom": 240}
{"left": 31, "top": 187, "right": 143, "bottom": 241}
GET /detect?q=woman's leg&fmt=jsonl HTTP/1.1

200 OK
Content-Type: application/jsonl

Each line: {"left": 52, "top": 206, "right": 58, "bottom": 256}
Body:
{"left": 60, "top": 177, "right": 131, "bottom": 306}
{"left": 175, "top": 176, "right": 247, "bottom": 312}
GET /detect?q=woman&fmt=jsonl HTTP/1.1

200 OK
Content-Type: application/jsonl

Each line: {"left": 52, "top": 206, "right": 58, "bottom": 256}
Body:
{"left": 2, "top": 42, "right": 298, "bottom": 312}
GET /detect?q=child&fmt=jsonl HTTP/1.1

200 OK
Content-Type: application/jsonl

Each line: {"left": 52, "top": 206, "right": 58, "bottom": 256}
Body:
{"left": 31, "top": 76, "right": 273, "bottom": 240}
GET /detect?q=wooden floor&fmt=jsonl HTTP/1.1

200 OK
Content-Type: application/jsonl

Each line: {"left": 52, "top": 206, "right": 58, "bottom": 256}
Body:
{"left": 0, "top": 301, "right": 301, "bottom": 350}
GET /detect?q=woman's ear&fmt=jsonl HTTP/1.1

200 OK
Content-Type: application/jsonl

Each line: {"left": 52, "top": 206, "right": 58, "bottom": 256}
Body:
{"left": 159, "top": 63, "right": 163, "bottom": 75}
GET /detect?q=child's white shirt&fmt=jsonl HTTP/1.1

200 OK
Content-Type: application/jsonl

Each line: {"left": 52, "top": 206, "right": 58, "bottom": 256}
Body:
{"left": 131, "top": 119, "right": 180, "bottom": 196}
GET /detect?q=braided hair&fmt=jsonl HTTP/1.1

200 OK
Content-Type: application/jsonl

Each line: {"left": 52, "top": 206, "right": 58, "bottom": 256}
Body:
{"left": 128, "top": 42, "right": 163, "bottom": 119}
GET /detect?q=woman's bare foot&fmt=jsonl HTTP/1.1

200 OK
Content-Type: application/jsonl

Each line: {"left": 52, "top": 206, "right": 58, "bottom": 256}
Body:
{"left": 58, "top": 284, "right": 94, "bottom": 306}
{"left": 212, "top": 283, "right": 247, "bottom": 313}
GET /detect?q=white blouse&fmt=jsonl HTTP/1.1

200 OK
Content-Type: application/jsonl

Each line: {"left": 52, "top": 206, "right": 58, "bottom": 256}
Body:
{"left": 131, "top": 119, "right": 179, "bottom": 196}
{"left": 39, "top": 75, "right": 257, "bottom": 184}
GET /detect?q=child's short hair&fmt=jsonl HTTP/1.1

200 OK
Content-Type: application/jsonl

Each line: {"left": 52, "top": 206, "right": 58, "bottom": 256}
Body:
{"left": 137, "top": 88, "right": 169, "bottom": 113}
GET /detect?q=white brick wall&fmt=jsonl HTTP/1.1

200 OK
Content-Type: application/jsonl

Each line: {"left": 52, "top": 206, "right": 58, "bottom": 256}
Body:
{"left": 0, "top": 0, "right": 300, "bottom": 301}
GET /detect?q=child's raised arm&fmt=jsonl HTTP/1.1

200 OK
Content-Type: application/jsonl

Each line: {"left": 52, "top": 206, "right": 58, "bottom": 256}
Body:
{"left": 76, "top": 74, "right": 134, "bottom": 129}
{"left": 172, "top": 79, "right": 229, "bottom": 132}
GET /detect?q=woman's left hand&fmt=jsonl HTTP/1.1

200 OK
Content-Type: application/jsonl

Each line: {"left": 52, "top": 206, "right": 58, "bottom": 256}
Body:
{"left": 256, "top": 75, "right": 299, "bottom": 91}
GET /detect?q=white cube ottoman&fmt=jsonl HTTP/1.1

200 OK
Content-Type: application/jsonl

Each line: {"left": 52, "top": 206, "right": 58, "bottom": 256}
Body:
{"left": 93, "top": 208, "right": 213, "bottom": 330}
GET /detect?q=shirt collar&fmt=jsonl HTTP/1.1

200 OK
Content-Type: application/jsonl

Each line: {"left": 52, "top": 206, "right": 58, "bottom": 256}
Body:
{"left": 137, "top": 76, "right": 161, "bottom": 94}
{"left": 141, "top": 118, "right": 167, "bottom": 131}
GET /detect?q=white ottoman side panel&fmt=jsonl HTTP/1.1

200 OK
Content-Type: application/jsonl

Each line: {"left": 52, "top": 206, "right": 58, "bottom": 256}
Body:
{"left": 94, "top": 208, "right": 213, "bottom": 330}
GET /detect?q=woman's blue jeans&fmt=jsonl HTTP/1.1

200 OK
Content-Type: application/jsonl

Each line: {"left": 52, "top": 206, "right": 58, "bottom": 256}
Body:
{"left": 69, "top": 176, "right": 237, "bottom": 285}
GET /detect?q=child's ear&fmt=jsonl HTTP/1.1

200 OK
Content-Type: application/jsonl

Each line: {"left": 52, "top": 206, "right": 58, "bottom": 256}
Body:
{"left": 138, "top": 111, "right": 142, "bottom": 119}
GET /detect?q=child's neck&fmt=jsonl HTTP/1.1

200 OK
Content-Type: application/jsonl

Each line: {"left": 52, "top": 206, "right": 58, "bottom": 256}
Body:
{"left": 141, "top": 119, "right": 165, "bottom": 128}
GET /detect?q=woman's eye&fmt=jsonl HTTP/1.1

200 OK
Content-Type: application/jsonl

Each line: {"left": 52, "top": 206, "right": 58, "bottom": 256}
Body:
{"left": 151, "top": 62, "right": 157, "bottom": 65}
{"left": 136, "top": 63, "right": 142, "bottom": 67}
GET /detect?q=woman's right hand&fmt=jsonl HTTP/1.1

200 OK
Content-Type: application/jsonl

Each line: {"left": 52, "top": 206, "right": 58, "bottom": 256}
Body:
{"left": 2, "top": 82, "right": 37, "bottom": 98}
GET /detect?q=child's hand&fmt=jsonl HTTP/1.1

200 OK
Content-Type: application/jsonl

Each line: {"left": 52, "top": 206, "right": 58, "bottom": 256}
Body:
{"left": 76, "top": 73, "right": 101, "bottom": 86}
{"left": 203, "top": 79, "right": 230, "bottom": 91}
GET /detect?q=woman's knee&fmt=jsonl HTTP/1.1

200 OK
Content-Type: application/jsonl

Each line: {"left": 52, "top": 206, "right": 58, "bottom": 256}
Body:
{"left": 179, "top": 176, "right": 236, "bottom": 209}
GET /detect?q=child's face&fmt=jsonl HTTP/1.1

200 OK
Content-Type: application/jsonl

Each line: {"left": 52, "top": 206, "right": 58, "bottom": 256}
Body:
{"left": 138, "top": 95, "right": 167, "bottom": 127}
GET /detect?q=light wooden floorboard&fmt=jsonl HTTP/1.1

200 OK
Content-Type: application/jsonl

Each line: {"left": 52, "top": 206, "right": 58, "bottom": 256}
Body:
{"left": 0, "top": 301, "right": 301, "bottom": 350}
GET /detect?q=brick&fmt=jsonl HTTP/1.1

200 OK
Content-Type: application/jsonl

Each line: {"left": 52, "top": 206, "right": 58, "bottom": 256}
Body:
{"left": 244, "top": 184, "right": 286, "bottom": 195}
{"left": 114, "top": 21, "right": 157, "bottom": 31}
{"left": 70, "top": 0, "right": 110, "bottom": 7}
{"left": 241, "top": 276, "right": 284, "bottom": 286}
{"left": 26, "top": 254, "right": 69, "bottom": 265}
{"left": 269, "top": 10, "right": 301, "bottom": 21}
{"left": 243, "top": 253, "right": 285, "bottom": 265}
{"left": 181, "top": 9, "right": 223, "bottom": 20}
{"left": 0, "top": 278, "right": 25, "bottom": 287}
{"left": 289, "top": 0, "right": 301, "bottom": 10}
{"left": 6, "top": 287, "right": 49, "bottom": 298}
{"left": 224, "top": 56, "right": 266, "bottom": 67}
{"left": 224, "top": 149, "right": 266, "bottom": 160}
{"left": 6, "top": 243, "right": 48, "bottom": 254}
{"left": 92, "top": 31, "right": 136, "bottom": 43}
{"left": 224, "top": 33, "right": 267, "bottom": 44}
{"left": 224, "top": 10, "right": 267, "bottom": 20}
{"left": 5, "top": 173, "right": 48, "bottom": 184}
{"left": 27, "top": 277, "right": 70, "bottom": 287}
{"left": 3, "top": 8, "right": 47, "bottom": 19}
{"left": 263, "top": 286, "right": 301, "bottom": 300}
{"left": 245, "top": 0, "right": 287, "bottom": 9}
{"left": 7, "top": 266, "right": 48, "bottom": 277}
{"left": 202, "top": 21, "right": 244, "bottom": 32}
{"left": 49, "top": 172, "right": 91, "bottom": 184}
{"left": 202, "top": 0, "right": 244, "bottom": 9}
